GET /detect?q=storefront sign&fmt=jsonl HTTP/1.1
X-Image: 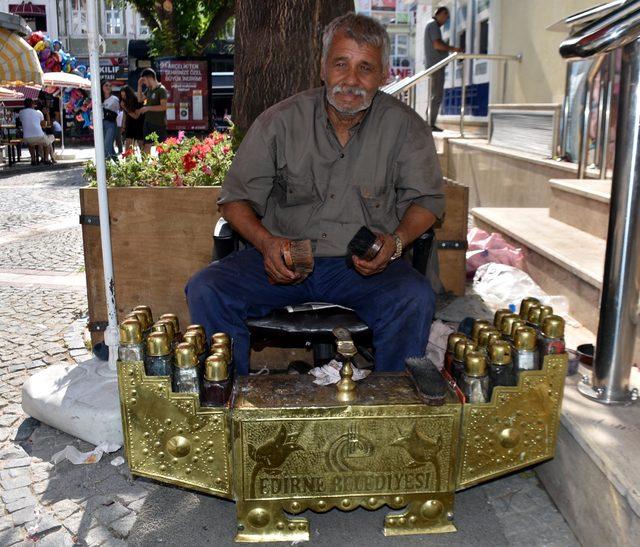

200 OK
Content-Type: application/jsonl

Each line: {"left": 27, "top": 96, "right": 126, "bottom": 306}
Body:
{"left": 156, "top": 58, "right": 210, "bottom": 132}
{"left": 77, "top": 56, "right": 128, "bottom": 88}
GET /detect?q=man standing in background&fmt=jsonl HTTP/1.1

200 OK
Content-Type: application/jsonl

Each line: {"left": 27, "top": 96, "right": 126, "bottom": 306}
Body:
{"left": 424, "top": 6, "right": 462, "bottom": 131}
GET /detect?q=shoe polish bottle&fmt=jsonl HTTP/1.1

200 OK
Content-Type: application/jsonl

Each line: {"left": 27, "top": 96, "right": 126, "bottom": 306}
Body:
{"left": 493, "top": 308, "right": 512, "bottom": 330}
{"left": 118, "top": 318, "right": 144, "bottom": 362}
{"left": 488, "top": 340, "right": 514, "bottom": 398}
{"left": 539, "top": 315, "right": 566, "bottom": 367}
{"left": 519, "top": 297, "right": 541, "bottom": 320}
{"left": 499, "top": 313, "right": 521, "bottom": 342}
{"left": 159, "top": 313, "right": 182, "bottom": 343}
{"left": 471, "top": 319, "right": 492, "bottom": 343}
{"left": 172, "top": 342, "right": 201, "bottom": 395}
{"left": 445, "top": 332, "right": 466, "bottom": 374}
{"left": 513, "top": 326, "right": 539, "bottom": 376}
{"left": 144, "top": 332, "right": 173, "bottom": 377}
{"left": 452, "top": 339, "right": 469, "bottom": 385}
{"left": 201, "top": 354, "right": 231, "bottom": 407}
{"left": 462, "top": 351, "right": 489, "bottom": 404}
{"left": 183, "top": 330, "right": 207, "bottom": 368}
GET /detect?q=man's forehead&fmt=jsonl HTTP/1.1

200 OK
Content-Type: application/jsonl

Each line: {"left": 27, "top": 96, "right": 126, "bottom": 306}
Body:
{"left": 327, "top": 33, "right": 383, "bottom": 63}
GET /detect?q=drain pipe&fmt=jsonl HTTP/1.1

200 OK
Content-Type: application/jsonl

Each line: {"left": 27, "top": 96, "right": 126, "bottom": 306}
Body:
{"left": 578, "top": 38, "right": 640, "bottom": 405}
{"left": 87, "top": 0, "right": 119, "bottom": 371}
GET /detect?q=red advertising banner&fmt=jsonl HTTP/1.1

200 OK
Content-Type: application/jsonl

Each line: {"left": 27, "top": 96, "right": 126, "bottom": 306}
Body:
{"left": 157, "top": 58, "right": 210, "bottom": 132}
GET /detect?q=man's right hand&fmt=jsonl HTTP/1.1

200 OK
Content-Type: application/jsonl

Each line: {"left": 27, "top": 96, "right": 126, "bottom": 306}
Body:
{"left": 258, "top": 235, "right": 300, "bottom": 284}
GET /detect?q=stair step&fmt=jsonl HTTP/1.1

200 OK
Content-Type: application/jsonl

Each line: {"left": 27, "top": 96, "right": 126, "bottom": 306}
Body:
{"left": 548, "top": 179, "right": 611, "bottom": 239}
{"left": 471, "top": 207, "right": 604, "bottom": 332}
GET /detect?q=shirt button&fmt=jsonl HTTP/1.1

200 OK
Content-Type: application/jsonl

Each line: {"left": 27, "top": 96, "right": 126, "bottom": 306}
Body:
{"left": 321, "top": 233, "right": 327, "bottom": 238}
{"left": 330, "top": 194, "right": 335, "bottom": 199}
{"left": 340, "top": 153, "right": 345, "bottom": 159}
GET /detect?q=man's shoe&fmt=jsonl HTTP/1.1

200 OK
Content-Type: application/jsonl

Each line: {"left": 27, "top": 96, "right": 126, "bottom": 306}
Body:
{"left": 431, "top": 125, "right": 444, "bottom": 132}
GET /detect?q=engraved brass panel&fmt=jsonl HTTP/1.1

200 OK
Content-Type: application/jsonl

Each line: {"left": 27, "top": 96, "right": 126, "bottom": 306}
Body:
{"left": 117, "top": 360, "right": 232, "bottom": 497}
{"left": 456, "top": 354, "right": 567, "bottom": 489}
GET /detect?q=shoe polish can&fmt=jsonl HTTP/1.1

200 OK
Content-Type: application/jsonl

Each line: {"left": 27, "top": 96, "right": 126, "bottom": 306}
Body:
{"left": 462, "top": 351, "right": 489, "bottom": 404}
{"left": 172, "top": 342, "right": 201, "bottom": 395}
{"left": 144, "top": 332, "right": 173, "bottom": 377}
{"left": 118, "top": 318, "right": 144, "bottom": 362}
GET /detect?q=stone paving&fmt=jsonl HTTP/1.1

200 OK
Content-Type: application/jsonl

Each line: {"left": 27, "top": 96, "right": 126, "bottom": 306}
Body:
{"left": 0, "top": 166, "right": 580, "bottom": 546}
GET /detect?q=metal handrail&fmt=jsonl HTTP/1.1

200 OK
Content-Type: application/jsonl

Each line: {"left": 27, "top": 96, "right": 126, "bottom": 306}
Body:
{"left": 383, "top": 52, "right": 521, "bottom": 136}
{"left": 559, "top": 0, "right": 640, "bottom": 405}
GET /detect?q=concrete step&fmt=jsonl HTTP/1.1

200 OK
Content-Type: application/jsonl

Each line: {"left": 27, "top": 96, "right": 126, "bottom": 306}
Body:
{"left": 471, "top": 207, "right": 604, "bottom": 332}
{"left": 549, "top": 178, "right": 611, "bottom": 239}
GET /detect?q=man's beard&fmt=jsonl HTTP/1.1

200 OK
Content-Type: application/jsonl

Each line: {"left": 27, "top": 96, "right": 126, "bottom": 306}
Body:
{"left": 326, "top": 84, "right": 374, "bottom": 116}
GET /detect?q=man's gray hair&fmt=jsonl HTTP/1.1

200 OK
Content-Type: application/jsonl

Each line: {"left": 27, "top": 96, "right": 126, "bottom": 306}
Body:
{"left": 322, "top": 13, "right": 390, "bottom": 72}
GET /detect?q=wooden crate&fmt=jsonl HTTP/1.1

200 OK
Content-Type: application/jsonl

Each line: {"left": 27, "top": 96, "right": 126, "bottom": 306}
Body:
{"left": 80, "top": 187, "right": 222, "bottom": 345}
{"left": 436, "top": 180, "right": 468, "bottom": 296}
{"left": 81, "top": 181, "right": 468, "bottom": 345}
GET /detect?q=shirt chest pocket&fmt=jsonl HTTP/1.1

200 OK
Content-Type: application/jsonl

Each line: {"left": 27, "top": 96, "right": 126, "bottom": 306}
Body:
{"left": 357, "top": 184, "right": 394, "bottom": 224}
{"left": 276, "top": 168, "right": 318, "bottom": 207}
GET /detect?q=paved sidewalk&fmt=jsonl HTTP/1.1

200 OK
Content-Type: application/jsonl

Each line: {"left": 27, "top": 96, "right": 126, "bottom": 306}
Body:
{"left": 0, "top": 167, "right": 580, "bottom": 546}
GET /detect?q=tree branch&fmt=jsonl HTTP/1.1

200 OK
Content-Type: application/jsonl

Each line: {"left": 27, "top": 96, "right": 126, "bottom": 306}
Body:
{"left": 197, "top": 1, "right": 235, "bottom": 52}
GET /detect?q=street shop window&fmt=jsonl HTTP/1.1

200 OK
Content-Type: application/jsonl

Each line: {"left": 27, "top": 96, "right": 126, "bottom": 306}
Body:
{"left": 137, "top": 15, "right": 150, "bottom": 38}
{"left": 104, "top": 0, "right": 125, "bottom": 36}
{"left": 69, "top": 0, "right": 87, "bottom": 35}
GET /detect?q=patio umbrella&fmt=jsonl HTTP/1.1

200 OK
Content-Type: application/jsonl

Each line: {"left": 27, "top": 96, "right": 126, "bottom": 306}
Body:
{"left": 43, "top": 72, "right": 92, "bottom": 152}
{"left": 0, "top": 27, "right": 44, "bottom": 86}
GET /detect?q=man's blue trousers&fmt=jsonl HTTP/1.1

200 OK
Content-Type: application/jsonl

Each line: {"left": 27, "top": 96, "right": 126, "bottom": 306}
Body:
{"left": 185, "top": 247, "right": 435, "bottom": 375}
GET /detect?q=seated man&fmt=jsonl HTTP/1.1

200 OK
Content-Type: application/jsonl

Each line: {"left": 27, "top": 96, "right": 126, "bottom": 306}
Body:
{"left": 18, "top": 99, "right": 53, "bottom": 165}
{"left": 186, "top": 13, "right": 444, "bottom": 375}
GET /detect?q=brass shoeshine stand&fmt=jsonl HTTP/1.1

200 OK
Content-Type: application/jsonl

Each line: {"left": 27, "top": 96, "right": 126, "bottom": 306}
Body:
{"left": 117, "top": 333, "right": 567, "bottom": 543}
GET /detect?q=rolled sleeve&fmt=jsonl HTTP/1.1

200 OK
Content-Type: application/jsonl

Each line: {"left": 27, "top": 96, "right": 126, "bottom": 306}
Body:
{"left": 394, "top": 114, "right": 445, "bottom": 219}
{"left": 217, "top": 119, "right": 276, "bottom": 217}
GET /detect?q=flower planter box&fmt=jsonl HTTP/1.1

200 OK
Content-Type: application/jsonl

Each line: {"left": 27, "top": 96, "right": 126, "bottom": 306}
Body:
{"left": 80, "top": 181, "right": 467, "bottom": 348}
{"left": 80, "top": 186, "right": 222, "bottom": 347}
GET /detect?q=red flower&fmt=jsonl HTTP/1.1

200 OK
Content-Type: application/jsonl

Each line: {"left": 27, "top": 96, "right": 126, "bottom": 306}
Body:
{"left": 222, "top": 146, "right": 230, "bottom": 155}
{"left": 156, "top": 145, "right": 165, "bottom": 155}
{"left": 122, "top": 148, "right": 134, "bottom": 158}
{"left": 164, "top": 137, "right": 178, "bottom": 146}
{"left": 173, "top": 175, "right": 184, "bottom": 187}
{"left": 202, "top": 165, "right": 212, "bottom": 175}
{"left": 182, "top": 153, "right": 197, "bottom": 173}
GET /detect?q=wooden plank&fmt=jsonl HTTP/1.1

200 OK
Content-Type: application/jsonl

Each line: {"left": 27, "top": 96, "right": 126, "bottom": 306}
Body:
{"left": 436, "top": 180, "right": 468, "bottom": 241}
{"left": 438, "top": 249, "right": 466, "bottom": 296}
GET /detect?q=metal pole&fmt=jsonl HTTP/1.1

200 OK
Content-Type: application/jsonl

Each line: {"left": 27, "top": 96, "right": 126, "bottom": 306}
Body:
{"left": 578, "top": 38, "right": 640, "bottom": 405}
{"left": 578, "top": 56, "right": 605, "bottom": 178}
{"left": 87, "top": 0, "right": 119, "bottom": 370}
{"left": 460, "top": 58, "right": 467, "bottom": 137}
{"left": 426, "top": 76, "right": 431, "bottom": 125}
{"left": 600, "top": 53, "right": 616, "bottom": 179}
{"left": 559, "top": 62, "right": 572, "bottom": 159}
{"left": 59, "top": 94, "right": 64, "bottom": 154}
{"left": 594, "top": 64, "right": 606, "bottom": 168}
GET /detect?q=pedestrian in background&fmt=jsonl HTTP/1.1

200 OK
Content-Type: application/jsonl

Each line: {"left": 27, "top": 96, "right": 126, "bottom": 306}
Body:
{"left": 115, "top": 109, "right": 124, "bottom": 155}
{"left": 18, "top": 98, "right": 54, "bottom": 165}
{"left": 119, "top": 85, "right": 145, "bottom": 153}
{"left": 136, "top": 68, "right": 168, "bottom": 154}
{"left": 101, "top": 80, "right": 120, "bottom": 161}
{"left": 424, "top": 6, "right": 462, "bottom": 131}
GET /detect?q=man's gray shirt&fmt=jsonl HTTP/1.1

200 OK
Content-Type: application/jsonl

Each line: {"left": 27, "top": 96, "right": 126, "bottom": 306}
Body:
{"left": 219, "top": 86, "right": 444, "bottom": 262}
{"left": 425, "top": 19, "right": 447, "bottom": 67}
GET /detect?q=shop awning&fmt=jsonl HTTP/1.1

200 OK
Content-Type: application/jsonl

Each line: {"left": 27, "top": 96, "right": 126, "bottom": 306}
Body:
{"left": 9, "top": 2, "right": 47, "bottom": 16}
{"left": 0, "top": 85, "right": 23, "bottom": 99}
{"left": 43, "top": 71, "right": 91, "bottom": 89}
{"left": 0, "top": 27, "right": 43, "bottom": 86}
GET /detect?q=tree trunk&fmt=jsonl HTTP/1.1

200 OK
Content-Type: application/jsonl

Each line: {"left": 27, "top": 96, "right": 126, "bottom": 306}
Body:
{"left": 233, "top": 0, "right": 354, "bottom": 138}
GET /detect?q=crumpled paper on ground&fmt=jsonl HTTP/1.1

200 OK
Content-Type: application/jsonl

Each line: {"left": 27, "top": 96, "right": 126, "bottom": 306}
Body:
{"left": 52, "top": 441, "right": 121, "bottom": 465}
{"left": 309, "top": 360, "right": 371, "bottom": 385}
{"left": 473, "top": 263, "right": 573, "bottom": 321}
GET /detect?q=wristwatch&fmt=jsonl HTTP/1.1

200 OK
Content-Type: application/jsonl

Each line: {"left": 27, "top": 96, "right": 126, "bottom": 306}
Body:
{"left": 390, "top": 233, "right": 403, "bottom": 261}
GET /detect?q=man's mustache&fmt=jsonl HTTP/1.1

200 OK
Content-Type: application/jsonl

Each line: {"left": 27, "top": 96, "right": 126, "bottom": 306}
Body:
{"left": 331, "top": 84, "right": 367, "bottom": 97}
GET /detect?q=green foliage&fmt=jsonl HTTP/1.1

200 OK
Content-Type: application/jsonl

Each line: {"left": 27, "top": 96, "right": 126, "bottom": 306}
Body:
{"left": 127, "top": 0, "right": 234, "bottom": 56}
{"left": 83, "top": 131, "right": 234, "bottom": 187}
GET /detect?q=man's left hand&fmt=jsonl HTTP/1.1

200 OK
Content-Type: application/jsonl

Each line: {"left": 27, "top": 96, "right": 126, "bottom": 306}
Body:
{"left": 352, "top": 233, "right": 396, "bottom": 276}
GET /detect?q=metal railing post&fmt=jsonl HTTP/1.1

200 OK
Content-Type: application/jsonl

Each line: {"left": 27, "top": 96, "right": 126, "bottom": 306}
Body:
{"left": 558, "top": 63, "right": 572, "bottom": 159}
{"left": 600, "top": 53, "right": 616, "bottom": 178}
{"left": 578, "top": 38, "right": 640, "bottom": 405}
{"left": 460, "top": 58, "right": 467, "bottom": 137}
{"left": 578, "top": 56, "right": 605, "bottom": 178}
